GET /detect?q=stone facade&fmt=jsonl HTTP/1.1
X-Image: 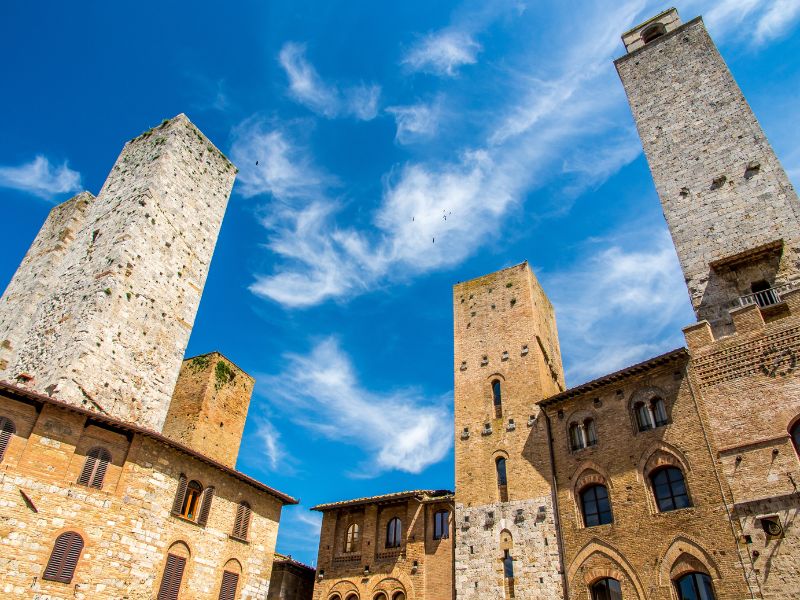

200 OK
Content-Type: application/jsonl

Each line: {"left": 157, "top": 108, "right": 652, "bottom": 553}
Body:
{"left": 311, "top": 491, "right": 454, "bottom": 600}
{"left": 616, "top": 9, "right": 800, "bottom": 335}
{"left": 163, "top": 352, "right": 254, "bottom": 468}
{"left": 0, "top": 114, "right": 237, "bottom": 432}
{"left": 0, "top": 385, "right": 295, "bottom": 599}
{"left": 267, "top": 554, "right": 316, "bottom": 600}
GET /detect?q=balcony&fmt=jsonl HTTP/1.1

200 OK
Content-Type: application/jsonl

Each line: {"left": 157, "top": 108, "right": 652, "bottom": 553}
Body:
{"left": 737, "top": 283, "right": 794, "bottom": 309}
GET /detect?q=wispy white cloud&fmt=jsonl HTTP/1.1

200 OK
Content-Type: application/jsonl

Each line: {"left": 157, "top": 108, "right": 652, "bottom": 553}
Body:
{"left": 0, "top": 155, "right": 81, "bottom": 199}
{"left": 402, "top": 30, "right": 482, "bottom": 76}
{"left": 687, "top": 0, "right": 800, "bottom": 46}
{"left": 544, "top": 228, "right": 694, "bottom": 384}
{"left": 261, "top": 338, "right": 452, "bottom": 476}
{"left": 386, "top": 99, "right": 442, "bottom": 144}
{"left": 279, "top": 42, "right": 380, "bottom": 120}
{"left": 253, "top": 417, "right": 287, "bottom": 471}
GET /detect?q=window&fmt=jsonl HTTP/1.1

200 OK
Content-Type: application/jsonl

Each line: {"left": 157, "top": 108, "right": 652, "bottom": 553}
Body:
{"left": 345, "top": 523, "right": 360, "bottom": 553}
{"left": 569, "top": 423, "right": 584, "bottom": 450}
{"left": 374, "top": 594, "right": 388, "bottom": 600}
{"left": 570, "top": 419, "right": 596, "bottom": 451}
{"left": 157, "top": 553, "right": 187, "bottom": 600}
{"left": 635, "top": 402, "right": 652, "bottom": 431}
{"left": 232, "top": 501, "right": 252, "bottom": 541}
{"left": 580, "top": 485, "right": 613, "bottom": 527}
{"left": 171, "top": 476, "right": 214, "bottom": 525}
{"left": 652, "top": 397, "right": 668, "bottom": 427}
{"left": 585, "top": 419, "right": 597, "bottom": 447}
{"left": 386, "top": 517, "right": 402, "bottom": 548}
{"left": 641, "top": 23, "right": 666, "bottom": 44}
{"left": 392, "top": 593, "right": 406, "bottom": 600}
{"left": 434, "top": 510, "right": 449, "bottom": 540}
{"left": 751, "top": 280, "right": 778, "bottom": 308}
{"left": 503, "top": 550, "right": 514, "bottom": 578}
{"left": 651, "top": 467, "right": 691, "bottom": 512}
{"left": 182, "top": 481, "right": 203, "bottom": 520}
{"left": 675, "top": 572, "right": 716, "bottom": 600}
{"left": 77, "top": 446, "right": 111, "bottom": 489}
{"left": 0, "top": 416, "right": 16, "bottom": 462}
{"left": 492, "top": 380, "right": 502, "bottom": 418}
{"left": 43, "top": 531, "right": 84, "bottom": 583}
{"left": 496, "top": 457, "right": 509, "bottom": 502}
{"left": 591, "top": 578, "right": 622, "bottom": 600}
{"left": 791, "top": 421, "right": 800, "bottom": 456}
{"left": 218, "top": 570, "right": 239, "bottom": 600}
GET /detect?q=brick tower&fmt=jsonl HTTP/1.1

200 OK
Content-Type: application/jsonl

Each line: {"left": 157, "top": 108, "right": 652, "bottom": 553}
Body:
{"left": 0, "top": 114, "right": 236, "bottom": 431}
{"left": 453, "top": 262, "right": 565, "bottom": 599}
{"left": 616, "top": 8, "right": 800, "bottom": 336}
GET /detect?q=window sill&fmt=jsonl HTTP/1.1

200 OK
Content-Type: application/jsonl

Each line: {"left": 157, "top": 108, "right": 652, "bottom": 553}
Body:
{"left": 171, "top": 514, "right": 203, "bottom": 527}
{"left": 229, "top": 534, "right": 249, "bottom": 544}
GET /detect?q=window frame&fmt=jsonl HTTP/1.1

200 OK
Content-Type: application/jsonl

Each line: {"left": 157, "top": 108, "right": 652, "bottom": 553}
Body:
{"left": 492, "top": 379, "right": 503, "bottom": 418}
{"left": 344, "top": 522, "right": 360, "bottom": 553}
{"left": 674, "top": 571, "right": 716, "bottom": 600}
{"left": 433, "top": 509, "right": 449, "bottom": 540}
{"left": 43, "top": 531, "right": 84, "bottom": 584}
{"left": 386, "top": 517, "right": 402, "bottom": 549}
{"left": 496, "top": 456, "right": 509, "bottom": 502}
{"left": 580, "top": 484, "right": 613, "bottom": 527}
{"left": 591, "top": 577, "right": 622, "bottom": 600}
{"left": 181, "top": 480, "right": 204, "bottom": 521}
{"left": 650, "top": 466, "right": 692, "bottom": 513}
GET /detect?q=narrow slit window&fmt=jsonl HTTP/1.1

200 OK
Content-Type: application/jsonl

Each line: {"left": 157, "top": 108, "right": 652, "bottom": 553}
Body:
{"left": 434, "top": 510, "right": 449, "bottom": 540}
{"left": 492, "top": 380, "right": 502, "bottom": 418}
{"left": 496, "top": 457, "right": 509, "bottom": 502}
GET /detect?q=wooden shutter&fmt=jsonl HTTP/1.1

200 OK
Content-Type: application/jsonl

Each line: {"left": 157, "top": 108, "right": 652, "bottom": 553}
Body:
{"left": 78, "top": 447, "right": 111, "bottom": 489}
{"left": 218, "top": 570, "right": 239, "bottom": 600}
{"left": 43, "top": 531, "right": 84, "bottom": 583}
{"left": 171, "top": 474, "right": 188, "bottom": 515}
{"left": 232, "top": 502, "right": 251, "bottom": 540}
{"left": 157, "top": 553, "right": 186, "bottom": 600}
{"left": 0, "top": 417, "right": 15, "bottom": 462}
{"left": 197, "top": 486, "right": 215, "bottom": 526}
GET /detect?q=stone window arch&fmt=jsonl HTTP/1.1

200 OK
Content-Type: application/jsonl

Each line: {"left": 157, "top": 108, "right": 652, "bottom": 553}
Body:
{"left": 641, "top": 22, "right": 666, "bottom": 44}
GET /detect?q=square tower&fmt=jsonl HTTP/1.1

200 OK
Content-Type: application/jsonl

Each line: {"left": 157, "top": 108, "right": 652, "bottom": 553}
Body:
{"left": 453, "top": 262, "right": 565, "bottom": 599}
{"left": 616, "top": 9, "right": 800, "bottom": 335}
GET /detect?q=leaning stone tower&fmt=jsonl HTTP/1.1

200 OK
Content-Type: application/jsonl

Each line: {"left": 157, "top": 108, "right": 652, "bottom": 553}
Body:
{"left": 453, "top": 262, "right": 565, "bottom": 599}
{"left": 0, "top": 114, "right": 236, "bottom": 431}
{"left": 615, "top": 8, "right": 800, "bottom": 336}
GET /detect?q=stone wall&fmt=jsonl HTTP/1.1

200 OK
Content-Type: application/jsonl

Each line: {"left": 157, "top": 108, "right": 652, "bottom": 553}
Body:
{"left": 163, "top": 352, "right": 255, "bottom": 468}
{"left": 616, "top": 11, "right": 800, "bottom": 334}
{"left": 0, "top": 114, "right": 237, "bottom": 432}
{"left": 0, "top": 391, "right": 286, "bottom": 599}
{"left": 267, "top": 556, "right": 315, "bottom": 600}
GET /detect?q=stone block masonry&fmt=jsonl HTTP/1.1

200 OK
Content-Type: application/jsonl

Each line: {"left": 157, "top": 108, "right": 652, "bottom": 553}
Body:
{"left": 0, "top": 114, "right": 237, "bottom": 431}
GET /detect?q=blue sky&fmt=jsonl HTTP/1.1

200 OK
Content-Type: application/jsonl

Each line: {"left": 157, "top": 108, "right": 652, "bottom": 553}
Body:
{"left": 1, "top": 1, "right": 799, "bottom": 565}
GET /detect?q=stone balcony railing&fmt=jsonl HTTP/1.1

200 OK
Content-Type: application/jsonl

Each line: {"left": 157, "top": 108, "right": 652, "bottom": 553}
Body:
{"left": 737, "top": 282, "right": 796, "bottom": 309}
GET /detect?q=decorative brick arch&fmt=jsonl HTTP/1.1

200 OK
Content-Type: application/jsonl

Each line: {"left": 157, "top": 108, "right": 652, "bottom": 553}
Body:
{"left": 327, "top": 579, "right": 360, "bottom": 600}
{"left": 567, "top": 539, "right": 646, "bottom": 600}
{"left": 659, "top": 536, "right": 721, "bottom": 585}
{"left": 570, "top": 461, "right": 612, "bottom": 498}
{"left": 370, "top": 576, "right": 411, "bottom": 600}
{"left": 637, "top": 441, "right": 691, "bottom": 481}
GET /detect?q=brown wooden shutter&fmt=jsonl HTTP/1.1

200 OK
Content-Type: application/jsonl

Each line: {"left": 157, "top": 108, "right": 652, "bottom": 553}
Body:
{"left": 43, "top": 531, "right": 84, "bottom": 583}
{"left": 232, "top": 502, "right": 251, "bottom": 540}
{"left": 218, "top": 570, "right": 239, "bottom": 600}
{"left": 78, "top": 447, "right": 111, "bottom": 489}
{"left": 0, "top": 417, "right": 15, "bottom": 462}
{"left": 197, "top": 486, "right": 215, "bottom": 526}
{"left": 157, "top": 553, "right": 186, "bottom": 600}
{"left": 171, "top": 474, "right": 188, "bottom": 515}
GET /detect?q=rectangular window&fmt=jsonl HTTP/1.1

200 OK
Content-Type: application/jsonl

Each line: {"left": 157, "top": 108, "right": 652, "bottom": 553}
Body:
{"left": 434, "top": 511, "right": 449, "bottom": 540}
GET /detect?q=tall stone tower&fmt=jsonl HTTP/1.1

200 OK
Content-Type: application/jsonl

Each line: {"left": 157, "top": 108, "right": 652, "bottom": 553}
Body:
{"left": 616, "top": 8, "right": 800, "bottom": 335}
{"left": 0, "top": 114, "right": 236, "bottom": 431}
{"left": 453, "top": 262, "right": 565, "bottom": 599}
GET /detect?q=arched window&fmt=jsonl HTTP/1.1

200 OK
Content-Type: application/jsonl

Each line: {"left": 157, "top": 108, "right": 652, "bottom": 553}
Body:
{"left": 386, "top": 517, "right": 402, "bottom": 548}
{"left": 0, "top": 416, "right": 16, "bottom": 463}
{"left": 157, "top": 552, "right": 187, "bottom": 600}
{"left": 585, "top": 419, "right": 597, "bottom": 447}
{"left": 635, "top": 402, "right": 652, "bottom": 431}
{"left": 791, "top": 420, "right": 800, "bottom": 456}
{"left": 503, "top": 550, "right": 514, "bottom": 578}
{"left": 329, "top": 595, "right": 342, "bottom": 600}
{"left": 43, "top": 531, "right": 84, "bottom": 583}
{"left": 181, "top": 480, "right": 203, "bottom": 521}
{"left": 651, "top": 397, "right": 668, "bottom": 427}
{"left": 374, "top": 593, "right": 388, "bottom": 600}
{"left": 345, "top": 523, "right": 360, "bottom": 553}
{"left": 591, "top": 578, "right": 622, "bottom": 600}
{"left": 651, "top": 467, "right": 691, "bottom": 512}
{"left": 218, "top": 569, "right": 239, "bottom": 600}
{"left": 675, "top": 572, "right": 716, "bottom": 600}
{"left": 580, "top": 484, "right": 613, "bottom": 527}
{"left": 496, "top": 457, "right": 509, "bottom": 502}
{"left": 641, "top": 23, "right": 666, "bottom": 44}
{"left": 492, "top": 380, "right": 502, "bottom": 418}
{"left": 232, "top": 501, "right": 252, "bottom": 541}
{"left": 77, "top": 446, "right": 111, "bottom": 489}
{"left": 434, "top": 510, "right": 449, "bottom": 540}
{"left": 392, "top": 592, "right": 405, "bottom": 600}
{"left": 345, "top": 594, "right": 359, "bottom": 600}
{"left": 569, "top": 423, "right": 584, "bottom": 450}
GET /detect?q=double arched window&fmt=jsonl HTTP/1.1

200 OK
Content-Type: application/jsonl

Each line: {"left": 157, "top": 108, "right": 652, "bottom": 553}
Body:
{"left": 580, "top": 484, "right": 613, "bottom": 527}
{"left": 345, "top": 523, "right": 360, "bottom": 553}
{"left": 591, "top": 578, "right": 622, "bottom": 600}
{"left": 171, "top": 475, "right": 214, "bottom": 525}
{"left": 43, "top": 531, "right": 84, "bottom": 583}
{"left": 569, "top": 419, "right": 597, "bottom": 451}
{"left": 496, "top": 456, "right": 509, "bottom": 502}
{"left": 386, "top": 517, "right": 402, "bottom": 548}
{"left": 434, "top": 510, "right": 449, "bottom": 540}
{"left": 635, "top": 397, "right": 668, "bottom": 431}
{"left": 675, "top": 572, "right": 715, "bottom": 600}
{"left": 0, "top": 416, "right": 16, "bottom": 462}
{"left": 492, "top": 380, "right": 502, "bottom": 418}
{"left": 77, "top": 446, "right": 111, "bottom": 489}
{"left": 651, "top": 466, "right": 691, "bottom": 512}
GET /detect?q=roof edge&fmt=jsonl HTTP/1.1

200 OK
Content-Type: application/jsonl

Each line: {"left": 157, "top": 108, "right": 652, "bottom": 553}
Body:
{"left": 311, "top": 489, "right": 454, "bottom": 512}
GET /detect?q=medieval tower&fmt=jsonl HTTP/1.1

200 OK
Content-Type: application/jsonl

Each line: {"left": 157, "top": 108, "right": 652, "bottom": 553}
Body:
{"left": 616, "top": 8, "right": 800, "bottom": 336}
{"left": 452, "top": 263, "right": 566, "bottom": 599}
{"left": 0, "top": 114, "right": 236, "bottom": 431}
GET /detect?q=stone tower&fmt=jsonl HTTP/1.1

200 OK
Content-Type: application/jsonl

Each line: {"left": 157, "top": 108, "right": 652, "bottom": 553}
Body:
{"left": 615, "top": 8, "right": 800, "bottom": 335}
{"left": 452, "top": 262, "right": 565, "bottom": 599}
{"left": 163, "top": 352, "right": 255, "bottom": 468}
{"left": 0, "top": 114, "right": 236, "bottom": 431}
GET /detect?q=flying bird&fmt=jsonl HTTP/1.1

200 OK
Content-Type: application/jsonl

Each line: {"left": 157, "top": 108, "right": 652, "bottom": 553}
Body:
{"left": 256, "top": 160, "right": 259, "bottom": 165}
